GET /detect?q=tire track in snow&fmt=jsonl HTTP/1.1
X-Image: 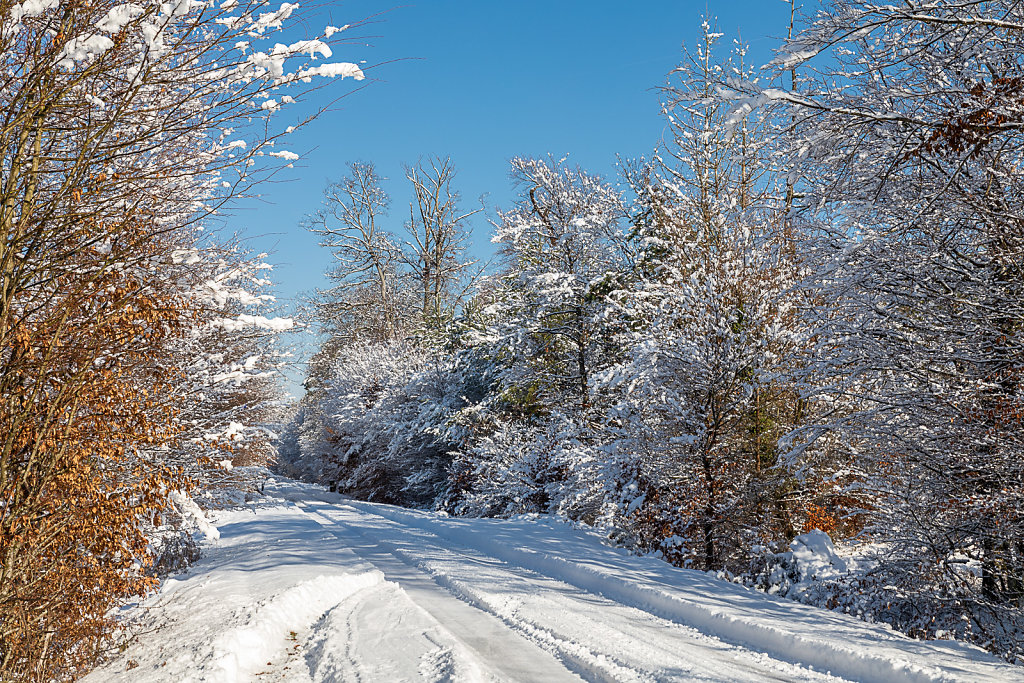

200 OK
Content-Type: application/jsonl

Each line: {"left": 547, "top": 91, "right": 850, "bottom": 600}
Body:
{"left": 293, "top": 500, "right": 586, "bottom": 682}
{"left": 292, "top": 493, "right": 1023, "bottom": 683}
{"left": 296, "top": 498, "right": 847, "bottom": 683}
{"left": 210, "top": 572, "right": 384, "bottom": 680}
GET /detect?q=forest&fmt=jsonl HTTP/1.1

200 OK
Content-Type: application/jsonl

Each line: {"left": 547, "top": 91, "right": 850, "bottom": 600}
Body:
{"left": 0, "top": 0, "right": 1022, "bottom": 679}
{"left": 279, "top": 2, "right": 1024, "bottom": 665}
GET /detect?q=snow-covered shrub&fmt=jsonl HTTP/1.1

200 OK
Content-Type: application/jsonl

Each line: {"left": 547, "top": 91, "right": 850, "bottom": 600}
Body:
{"left": 310, "top": 341, "right": 425, "bottom": 502}
{"left": 746, "top": 530, "right": 851, "bottom": 601}
{"left": 287, "top": 340, "right": 478, "bottom": 507}
{"left": 148, "top": 532, "right": 203, "bottom": 579}
{"left": 448, "top": 412, "right": 607, "bottom": 520}
{"left": 147, "top": 491, "right": 221, "bottom": 578}
{"left": 744, "top": 531, "right": 1024, "bottom": 662}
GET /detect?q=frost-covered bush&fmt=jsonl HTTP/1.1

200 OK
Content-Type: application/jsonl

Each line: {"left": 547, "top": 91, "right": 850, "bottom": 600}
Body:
{"left": 746, "top": 530, "right": 853, "bottom": 603}
{"left": 286, "top": 340, "right": 482, "bottom": 506}
{"left": 447, "top": 412, "right": 608, "bottom": 521}
{"left": 308, "top": 341, "right": 426, "bottom": 502}
{"left": 744, "top": 531, "right": 1024, "bottom": 662}
{"left": 146, "top": 491, "right": 222, "bottom": 578}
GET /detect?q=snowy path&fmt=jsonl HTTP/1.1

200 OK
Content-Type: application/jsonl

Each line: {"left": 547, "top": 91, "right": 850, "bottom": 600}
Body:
{"left": 84, "top": 479, "right": 1024, "bottom": 683}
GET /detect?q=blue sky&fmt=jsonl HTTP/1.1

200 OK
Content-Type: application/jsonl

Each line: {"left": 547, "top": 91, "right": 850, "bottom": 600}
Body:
{"left": 231, "top": 1, "right": 796, "bottom": 391}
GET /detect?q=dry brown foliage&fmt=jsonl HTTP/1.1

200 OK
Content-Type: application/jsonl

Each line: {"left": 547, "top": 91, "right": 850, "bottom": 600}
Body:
{"left": 0, "top": 0, "right": 364, "bottom": 675}
{"left": 0, "top": 227, "right": 189, "bottom": 679}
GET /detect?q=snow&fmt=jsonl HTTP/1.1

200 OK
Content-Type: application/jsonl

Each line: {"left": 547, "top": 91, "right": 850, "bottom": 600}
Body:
{"left": 296, "top": 62, "right": 365, "bottom": 81}
{"left": 84, "top": 478, "right": 1024, "bottom": 683}
{"left": 203, "top": 420, "right": 246, "bottom": 442}
{"left": 214, "top": 314, "right": 293, "bottom": 332}
{"left": 95, "top": 4, "right": 145, "bottom": 33}
{"left": 160, "top": 0, "right": 201, "bottom": 19}
{"left": 287, "top": 39, "right": 332, "bottom": 59}
{"left": 8, "top": 0, "right": 58, "bottom": 25}
{"left": 249, "top": 2, "right": 299, "bottom": 34}
{"left": 788, "top": 529, "right": 849, "bottom": 579}
{"left": 213, "top": 573, "right": 385, "bottom": 680}
{"left": 57, "top": 34, "right": 115, "bottom": 69}
{"left": 168, "top": 490, "right": 221, "bottom": 542}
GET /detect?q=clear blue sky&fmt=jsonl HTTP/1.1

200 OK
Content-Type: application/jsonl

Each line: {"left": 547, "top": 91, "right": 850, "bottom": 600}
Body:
{"left": 228, "top": 1, "right": 796, "bottom": 393}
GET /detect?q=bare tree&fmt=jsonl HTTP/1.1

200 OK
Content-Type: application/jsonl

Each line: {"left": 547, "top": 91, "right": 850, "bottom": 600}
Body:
{"left": 307, "top": 161, "right": 408, "bottom": 345}
{"left": 402, "top": 157, "right": 481, "bottom": 328}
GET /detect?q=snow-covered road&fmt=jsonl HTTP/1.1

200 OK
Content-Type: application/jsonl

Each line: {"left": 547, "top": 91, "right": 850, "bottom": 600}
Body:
{"left": 85, "top": 479, "right": 1024, "bottom": 683}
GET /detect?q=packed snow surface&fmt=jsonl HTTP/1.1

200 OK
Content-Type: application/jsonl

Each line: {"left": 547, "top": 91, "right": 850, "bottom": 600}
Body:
{"left": 85, "top": 478, "right": 1024, "bottom": 682}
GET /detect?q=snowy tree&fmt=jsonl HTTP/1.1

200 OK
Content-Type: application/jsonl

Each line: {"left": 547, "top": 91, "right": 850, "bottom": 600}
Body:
{"left": 293, "top": 157, "right": 483, "bottom": 501}
{"left": 731, "top": 0, "right": 1024, "bottom": 655}
{"left": 292, "top": 337, "right": 483, "bottom": 507}
{"left": 484, "top": 156, "right": 630, "bottom": 411}
{"left": 306, "top": 157, "right": 480, "bottom": 348}
{"left": 0, "top": 0, "right": 365, "bottom": 675}
{"left": 306, "top": 162, "right": 410, "bottom": 348}
{"left": 401, "top": 156, "right": 482, "bottom": 333}
{"left": 169, "top": 244, "right": 293, "bottom": 476}
{"left": 600, "top": 26, "right": 807, "bottom": 571}
{"left": 438, "top": 158, "right": 632, "bottom": 517}
{"left": 311, "top": 341, "right": 428, "bottom": 503}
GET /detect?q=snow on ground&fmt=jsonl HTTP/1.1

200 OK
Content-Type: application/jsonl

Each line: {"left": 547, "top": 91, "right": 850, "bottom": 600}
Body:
{"left": 84, "top": 478, "right": 1024, "bottom": 683}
